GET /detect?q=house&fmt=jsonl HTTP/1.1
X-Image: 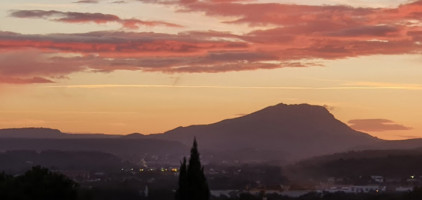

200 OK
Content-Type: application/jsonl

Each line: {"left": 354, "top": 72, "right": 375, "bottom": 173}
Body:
{"left": 371, "top": 176, "right": 384, "bottom": 183}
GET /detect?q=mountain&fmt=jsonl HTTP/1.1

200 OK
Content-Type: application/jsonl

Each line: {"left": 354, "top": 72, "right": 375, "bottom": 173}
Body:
{"left": 122, "top": 133, "right": 145, "bottom": 138}
{"left": 0, "top": 128, "right": 64, "bottom": 138}
{"left": 0, "top": 128, "right": 120, "bottom": 139}
{"left": 0, "top": 138, "right": 188, "bottom": 164}
{"left": 153, "top": 103, "right": 380, "bottom": 161}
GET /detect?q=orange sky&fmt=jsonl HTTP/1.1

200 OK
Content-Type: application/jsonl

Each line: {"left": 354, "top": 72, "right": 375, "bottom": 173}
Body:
{"left": 0, "top": 0, "right": 421, "bottom": 139}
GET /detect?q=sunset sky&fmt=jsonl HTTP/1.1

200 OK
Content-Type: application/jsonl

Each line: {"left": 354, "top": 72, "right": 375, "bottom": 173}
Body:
{"left": 0, "top": 0, "right": 421, "bottom": 139}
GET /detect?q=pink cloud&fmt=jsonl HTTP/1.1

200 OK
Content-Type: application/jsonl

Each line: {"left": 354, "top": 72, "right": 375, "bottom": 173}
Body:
{"left": 0, "top": 76, "right": 53, "bottom": 84}
{"left": 1, "top": 1, "right": 422, "bottom": 84}
{"left": 0, "top": 32, "right": 270, "bottom": 82}
{"left": 10, "top": 10, "right": 182, "bottom": 29}
{"left": 0, "top": 49, "right": 96, "bottom": 84}
{"left": 0, "top": 31, "right": 247, "bottom": 56}
{"left": 120, "top": 19, "right": 183, "bottom": 28}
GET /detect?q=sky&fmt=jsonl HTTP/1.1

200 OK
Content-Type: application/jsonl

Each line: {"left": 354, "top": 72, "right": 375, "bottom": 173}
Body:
{"left": 0, "top": 0, "right": 421, "bottom": 140}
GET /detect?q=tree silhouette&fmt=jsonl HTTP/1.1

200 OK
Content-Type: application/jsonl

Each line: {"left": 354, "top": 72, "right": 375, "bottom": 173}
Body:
{"left": 176, "top": 157, "right": 187, "bottom": 200}
{"left": 0, "top": 166, "right": 78, "bottom": 200}
{"left": 176, "top": 138, "right": 210, "bottom": 200}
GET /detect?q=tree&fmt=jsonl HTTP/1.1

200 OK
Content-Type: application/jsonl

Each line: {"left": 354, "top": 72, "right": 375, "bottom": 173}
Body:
{"left": 0, "top": 172, "right": 14, "bottom": 200}
{"left": 176, "top": 157, "right": 188, "bottom": 200}
{"left": 176, "top": 138, "right": 210, "bottom": 200}
{"left": 0, "top": 166, "right": 79, "bottom": 200}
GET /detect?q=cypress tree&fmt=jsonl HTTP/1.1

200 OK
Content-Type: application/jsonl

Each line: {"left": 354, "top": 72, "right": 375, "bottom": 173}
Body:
{"left": 176, "top": 138, "right": 210, "bottom": 200}
{"left": 175, "top": 157, "right": 187, "bottom": 200}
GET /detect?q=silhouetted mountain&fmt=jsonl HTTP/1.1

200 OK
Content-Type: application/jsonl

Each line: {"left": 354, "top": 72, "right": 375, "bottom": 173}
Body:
{"left": 0, "top": 127, "right": 120, "bottom": 139}
{"left": 153, "top": 103, "right": 380, "bottom": 161}
{"left": 0, "top": 128, "right": 64, "bottom": 138}
{"left": 122, "top": 133, "right": 145, "bottom": 138}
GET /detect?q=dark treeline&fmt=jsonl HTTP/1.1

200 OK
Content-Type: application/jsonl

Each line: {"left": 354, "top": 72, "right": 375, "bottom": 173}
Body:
{"left": 0, "top": 166, "right": 173, "bottom": 200}
{"left": 287, "top": 150, "right": 422, "bottom": 182}
{"left": 4, "top": 159, "right": 422, "bottom": 200}
{"left": 206, "top": 164, "right": 286, "bottom": 190}
{"left": 212, "top": 189, "right": 422, "bottom": 200}
{"left": 0, "top": 150, "right": 133, "bottom": 173}
{"left": 6, "top": 146, "right": 422, "bottom": 200}
{"left": 0, "top": 166, "right": 79, "bottom": 200}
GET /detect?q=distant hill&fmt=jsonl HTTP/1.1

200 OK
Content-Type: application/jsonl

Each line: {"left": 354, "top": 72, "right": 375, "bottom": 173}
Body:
{"left": 0, "top": 150, "right": 130, "bottom": 173}
{"left": 0, "top": 127, "right": 120, "bottom": 139}
{"left": 0, "top": 128, "right": 64, "bottom": 138}
{"left": 288, "top": 149, "right": 422, "bottom": 181}
{"left": 0, "top": 138, "right": 188, "bottom": 164}
{"left": 121, "top": 133, "right": 145, "bottom": 138}
{"left": 153, "top": 103, "right": 380, "bottom": 161}
{"left": 360, "top": 138, "right": 422, "bottom": 150}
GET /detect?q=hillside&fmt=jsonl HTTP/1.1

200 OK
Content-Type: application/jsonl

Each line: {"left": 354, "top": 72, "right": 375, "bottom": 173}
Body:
{"left": 0, "top": 150, "right": 130, "bottom": 173}
{"left": 0, "top": 138, "right": 188, "bottom": 163}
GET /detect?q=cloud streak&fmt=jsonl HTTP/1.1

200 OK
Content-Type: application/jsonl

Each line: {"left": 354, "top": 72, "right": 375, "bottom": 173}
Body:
{"left": 43, "top": 84, "right": 422, "bottom": 90}
{"left": 348, "top": 119, "right": 413, "bottom": 132}
{"left": 10, "top": 10, "right": 183, "bottom": 29}
{"left": 0, "top": 76, "right": 54, "bottom": 84}
{"left": 74, "top": 0, "right": 99, "bottom": 3}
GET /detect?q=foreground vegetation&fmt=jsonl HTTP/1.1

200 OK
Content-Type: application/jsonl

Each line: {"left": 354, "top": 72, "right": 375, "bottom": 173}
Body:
{"left": 213, "top": 189, "right": 422, "bottom": 200}
{"left": 4, "top": 167, "right": 422, "bottom": 200}
{"left": 0, "top": 166, "right": 78, "bottom": 200}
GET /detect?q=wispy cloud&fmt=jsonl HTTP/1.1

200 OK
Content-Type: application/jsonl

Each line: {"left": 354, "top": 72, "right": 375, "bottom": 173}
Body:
{"left": 0, "top": 76, "right": 54, "bottom": 84}
{"left": 10, "top": 10, "right": 183, "bottom": 29}
{"left": 343, "top": 81, "right": 422, "bottom": 90}
{"left": 43, "top": 84, "right": 422, "bottom": 90}
{"left": 73, "top": 0, "right": 99, "bottom": 3}
{"left": 348, "top": 119, "right": 413, "bottom": 132}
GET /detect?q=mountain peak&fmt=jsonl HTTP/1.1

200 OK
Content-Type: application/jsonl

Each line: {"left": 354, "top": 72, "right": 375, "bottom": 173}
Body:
{"left": 243, "top": 103, "right": 335, "bottom": 125}
{"left": 122, "top": 132, "right": 145, "bottom": 138}
{"left": 160, "top": 103, "right": 378, "bottom": 161}
{"left": 261, "top": 103, "right": 330, "bottom": 113}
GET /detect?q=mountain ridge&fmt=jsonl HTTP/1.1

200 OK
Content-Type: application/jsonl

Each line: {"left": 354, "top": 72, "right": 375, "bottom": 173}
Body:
{"left": 1, "top": 103, "right": 419, "bottom": 162}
